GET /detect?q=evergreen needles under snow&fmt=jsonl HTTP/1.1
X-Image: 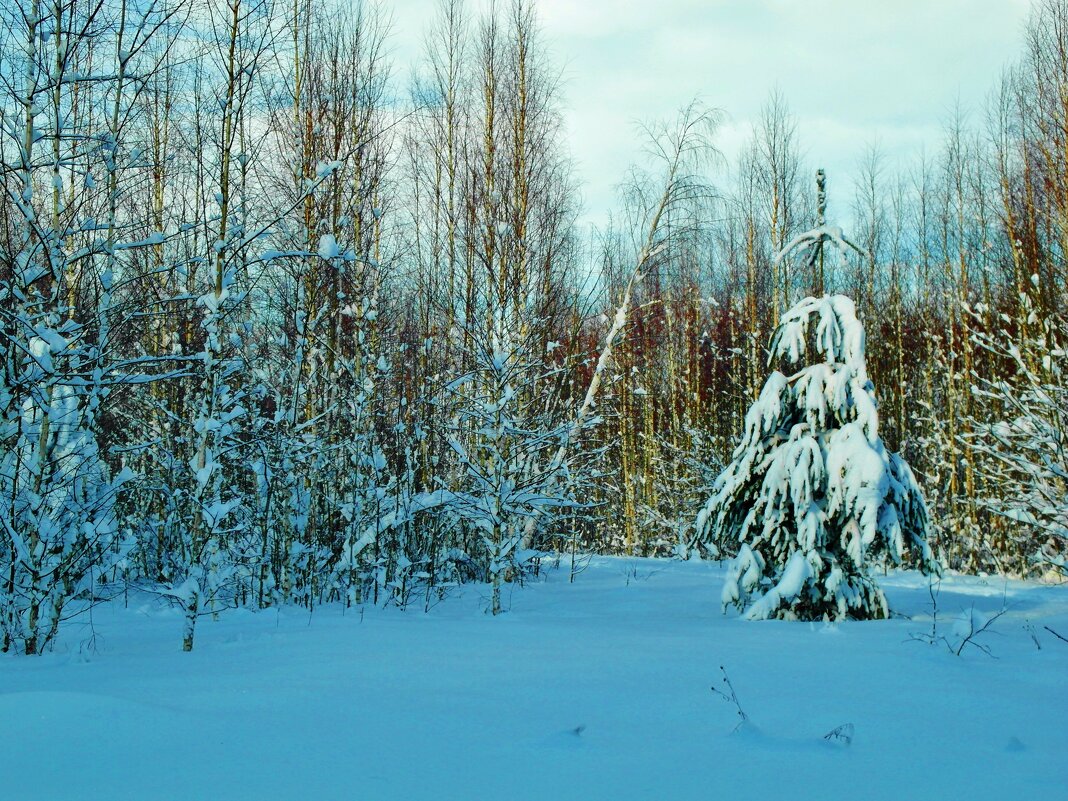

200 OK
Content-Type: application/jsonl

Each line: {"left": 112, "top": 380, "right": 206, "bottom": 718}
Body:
{"left": 693, "top": 294, "right": 941, "bottom": 620}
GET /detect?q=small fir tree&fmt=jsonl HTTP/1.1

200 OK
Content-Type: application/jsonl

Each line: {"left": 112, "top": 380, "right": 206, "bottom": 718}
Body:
{"left": 694, "top": 295, "right": 940, "bottom": 620}
{"left": 444, "top": 311, "right": 574, "bottom": 615}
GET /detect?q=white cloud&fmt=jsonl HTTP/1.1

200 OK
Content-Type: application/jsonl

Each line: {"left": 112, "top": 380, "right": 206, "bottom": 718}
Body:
{"left": 389, "top": 0, "right": 1032, "bottom": 226}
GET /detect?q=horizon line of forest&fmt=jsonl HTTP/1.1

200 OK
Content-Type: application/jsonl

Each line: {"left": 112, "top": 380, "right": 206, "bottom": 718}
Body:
{"left": 0, "top": 0, "right": 1065, "bottom": 653}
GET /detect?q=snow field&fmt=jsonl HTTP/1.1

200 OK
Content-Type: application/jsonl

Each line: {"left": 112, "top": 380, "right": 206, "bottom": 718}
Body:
{"left": 1, "top": 557, "right": 1065, "bottom": 801}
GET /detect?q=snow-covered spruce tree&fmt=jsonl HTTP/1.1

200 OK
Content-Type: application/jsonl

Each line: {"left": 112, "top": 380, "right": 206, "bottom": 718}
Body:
{"left": 694, "top": 294, "right": 940, "bottom": 620}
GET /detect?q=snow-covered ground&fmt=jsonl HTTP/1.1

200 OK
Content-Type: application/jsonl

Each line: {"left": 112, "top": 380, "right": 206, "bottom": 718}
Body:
{"left": 2, "top": 557, "right": 1065, "bottom": 801}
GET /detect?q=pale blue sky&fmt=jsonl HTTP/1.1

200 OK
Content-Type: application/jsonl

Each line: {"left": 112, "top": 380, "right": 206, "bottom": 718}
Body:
{"left": 391, "top": 0, "right": 1033, "bottom": 226}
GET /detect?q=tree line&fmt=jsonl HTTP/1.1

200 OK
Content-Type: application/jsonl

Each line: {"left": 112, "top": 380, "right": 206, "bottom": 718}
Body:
{"left": 0, "top": 0, "right": 1064, "bottom": 653}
